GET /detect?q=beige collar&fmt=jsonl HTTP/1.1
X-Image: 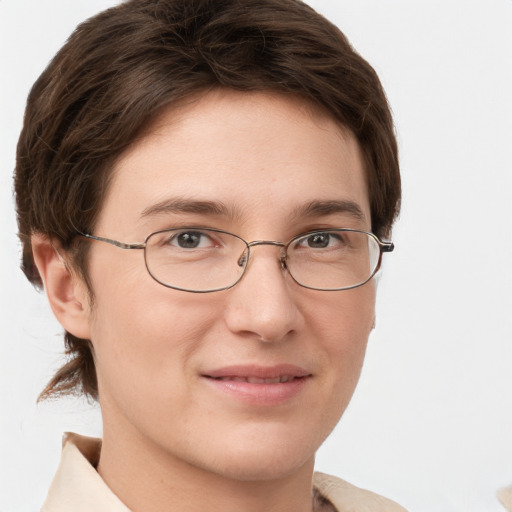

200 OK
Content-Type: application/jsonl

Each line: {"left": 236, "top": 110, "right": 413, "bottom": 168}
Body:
{"left": 498, "top": 484, "right": 512, "bottom": 511}
{"left": 313, "top": 472, "right": 407, "bottom": 512}
{"left": 42, "top": 433, "right": 407, "bottom": 512}
{"left": 42, "top": 433, "right": 130, "bottom": 512}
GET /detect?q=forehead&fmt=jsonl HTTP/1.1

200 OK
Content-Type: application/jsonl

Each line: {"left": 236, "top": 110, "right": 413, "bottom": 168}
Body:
{"left": 98, "top": 89, "right": 370, "bottom": 236}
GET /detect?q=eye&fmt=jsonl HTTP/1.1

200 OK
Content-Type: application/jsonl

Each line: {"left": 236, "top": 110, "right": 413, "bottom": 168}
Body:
{"left": 168, "top": 230, "right": 217, "bottom": 249}
{"left": 304, "top": 233, "right": 330, "bottom": 248}
{"left": 296, "top": 231, "right": 346, "bottom": 250}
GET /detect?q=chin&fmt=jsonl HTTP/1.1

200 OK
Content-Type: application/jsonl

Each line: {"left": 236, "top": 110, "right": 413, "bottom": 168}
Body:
{"left": 210, "top": 451, "right": 315, "bottom": 483}
{"left": 195, "top": 428, "right": 322, "bottom": 482}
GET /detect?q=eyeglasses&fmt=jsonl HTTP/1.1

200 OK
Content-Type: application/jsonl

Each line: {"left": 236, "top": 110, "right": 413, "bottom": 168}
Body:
{"left": 79, "top": 227, "right": 394, "bottom": 293}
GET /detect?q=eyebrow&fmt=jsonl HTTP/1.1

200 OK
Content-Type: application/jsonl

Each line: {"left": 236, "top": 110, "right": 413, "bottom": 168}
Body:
{"left": 140, "top": 198, "right": 236, "bottom": 219}
{"left": 292, "top": 199, "right": 367, "bottom": 223}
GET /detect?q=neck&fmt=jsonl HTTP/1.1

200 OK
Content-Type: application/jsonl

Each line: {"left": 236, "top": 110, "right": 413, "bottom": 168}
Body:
{"left": 98, "top": 418, "right": 316, "bottom": 512}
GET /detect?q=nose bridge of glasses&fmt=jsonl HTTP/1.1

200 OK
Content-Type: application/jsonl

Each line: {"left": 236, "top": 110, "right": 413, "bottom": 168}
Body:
{"left": 237, "top": 240, "right": 287, "bottom": 268}
{"left": 247, "top": 240, "right": 286, "bottom": 249}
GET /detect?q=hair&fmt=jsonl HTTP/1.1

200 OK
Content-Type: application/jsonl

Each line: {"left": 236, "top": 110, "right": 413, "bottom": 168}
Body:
{"left": 14, "top": 0, "right": 400, "bottom": 401}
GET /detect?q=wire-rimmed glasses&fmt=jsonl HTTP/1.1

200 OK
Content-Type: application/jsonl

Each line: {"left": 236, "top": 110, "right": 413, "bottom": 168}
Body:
{"left": 79, "top": 227, "right": 394, "bottom": 293}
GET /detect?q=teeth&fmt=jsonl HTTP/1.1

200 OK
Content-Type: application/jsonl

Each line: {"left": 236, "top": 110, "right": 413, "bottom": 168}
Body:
{"left": 247, "top": 377, "right": 265, "bottom": 384}
{"left": 216, "top": 376, "right": 296, "bottom": 383}
{"left": 247, "top": 376, "right": 282, "bottom": 384}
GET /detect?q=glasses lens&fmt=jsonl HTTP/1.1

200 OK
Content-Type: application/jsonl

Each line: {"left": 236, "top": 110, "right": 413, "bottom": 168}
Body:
{"left": 286, "top": 230, "right": 381, "bottom": 290}
{"left": 145, "top": 228, "right": 248, "bottom": 292}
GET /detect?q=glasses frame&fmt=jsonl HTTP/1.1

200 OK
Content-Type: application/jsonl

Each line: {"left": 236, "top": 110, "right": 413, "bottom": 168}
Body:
{"left": 79, "top": 227, "right": 394, "bottom": 293}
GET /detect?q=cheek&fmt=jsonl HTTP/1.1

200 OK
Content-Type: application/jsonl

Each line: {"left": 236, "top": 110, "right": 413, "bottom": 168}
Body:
{"left": 309, "top": 283, "right": 375, "bottom": 405}
{"left": 308, "top": 281, "right": 375, "bottom": 351}
{"left": 86, "top": 268, "right": 220, "bottom": 402}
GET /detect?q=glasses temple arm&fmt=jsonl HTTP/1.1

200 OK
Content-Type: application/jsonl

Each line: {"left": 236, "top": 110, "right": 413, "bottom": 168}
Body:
{"left": 79, "top": 233, "right": 145, "bottom": 250}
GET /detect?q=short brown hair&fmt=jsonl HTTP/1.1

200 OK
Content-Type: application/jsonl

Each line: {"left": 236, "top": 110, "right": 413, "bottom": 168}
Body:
{"left": 14, "top": 0, "right": 400, "bottom": 400}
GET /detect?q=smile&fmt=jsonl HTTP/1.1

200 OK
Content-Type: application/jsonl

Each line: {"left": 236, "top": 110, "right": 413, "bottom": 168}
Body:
{"left": 202, "top": 365, "right": 312, "bottom": 405}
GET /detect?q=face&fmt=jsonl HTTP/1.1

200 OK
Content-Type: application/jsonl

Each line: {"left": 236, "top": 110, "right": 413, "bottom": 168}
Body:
{"left": 82, "top": 90, "right": 375, "bottom": 481}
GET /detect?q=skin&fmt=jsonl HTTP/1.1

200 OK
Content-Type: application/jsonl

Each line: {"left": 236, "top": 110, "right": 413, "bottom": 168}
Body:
{"left": 33, "top": 89, "right": 376, "bottom": 512}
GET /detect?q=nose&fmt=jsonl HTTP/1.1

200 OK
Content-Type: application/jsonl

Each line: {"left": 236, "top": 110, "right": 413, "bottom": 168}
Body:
{"left": 223, "top": 244, "right": 305, "bottom": 343}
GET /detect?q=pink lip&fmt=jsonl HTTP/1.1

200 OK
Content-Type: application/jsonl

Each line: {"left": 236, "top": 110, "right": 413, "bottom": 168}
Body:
{"left": 202, "top": 364, "right": 312, "bottom": 405}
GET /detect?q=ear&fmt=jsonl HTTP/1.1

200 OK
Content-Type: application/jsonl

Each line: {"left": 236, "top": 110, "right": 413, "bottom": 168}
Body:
{"left": 31, "top": 234, "right": 92, "bottom": 340}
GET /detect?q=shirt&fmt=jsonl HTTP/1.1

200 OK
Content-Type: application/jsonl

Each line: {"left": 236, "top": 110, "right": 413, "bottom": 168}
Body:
{"left": 42, "top": 433, "right": 407, "bottom": 512}
{"left": 498, "top": 485, "right": 512, "bottom": 511}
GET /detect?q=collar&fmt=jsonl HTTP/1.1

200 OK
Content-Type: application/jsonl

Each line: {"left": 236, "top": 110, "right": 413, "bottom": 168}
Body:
{"left": 42, "top": 433, "right": 130, "bottom": 512}
{"left": 498, "top": 484, "right": 512, "bottom": 511}
{"left": 313, "top": 472, "right": 407, "bottom": 512}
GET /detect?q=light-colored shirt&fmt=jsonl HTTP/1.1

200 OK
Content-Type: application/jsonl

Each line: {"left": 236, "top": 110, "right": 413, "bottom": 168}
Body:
{"left": 498, "top": 485, "right": 512, "bottom": 511}
{"left": 41, "top": 432, "right": 407, "bottom": 512}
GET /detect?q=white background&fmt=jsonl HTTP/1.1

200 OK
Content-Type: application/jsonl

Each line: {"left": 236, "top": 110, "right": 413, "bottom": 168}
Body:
{"left": 1, "top": 1, "right": 511, "bottom": 511}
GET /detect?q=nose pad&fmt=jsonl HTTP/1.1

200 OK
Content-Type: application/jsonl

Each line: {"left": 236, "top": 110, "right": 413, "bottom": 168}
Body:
{"left": 237, "top": 248, "right": 248, "bottom": 268}
{"left": 279, "top": 252, "right": 287, "bottom": 270}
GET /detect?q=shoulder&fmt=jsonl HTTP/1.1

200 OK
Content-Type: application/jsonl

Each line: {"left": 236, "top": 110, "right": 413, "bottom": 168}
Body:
{"left": 313, "top": 472, "right": 408, "bottom": 512}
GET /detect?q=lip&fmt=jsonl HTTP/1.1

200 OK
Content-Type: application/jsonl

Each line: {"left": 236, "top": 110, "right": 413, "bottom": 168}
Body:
{"left": 202, "top": 364, "right": 312, "bottom": 405}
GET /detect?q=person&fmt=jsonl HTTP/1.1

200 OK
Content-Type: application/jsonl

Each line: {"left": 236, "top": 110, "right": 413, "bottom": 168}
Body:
{"left": 13, "top": 0, "right": 404, "bottom": 510}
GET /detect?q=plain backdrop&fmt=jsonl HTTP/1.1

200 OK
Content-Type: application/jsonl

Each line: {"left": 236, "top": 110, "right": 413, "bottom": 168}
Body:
{"left": 1, "top": 1, "right": 511, "bottom": 511}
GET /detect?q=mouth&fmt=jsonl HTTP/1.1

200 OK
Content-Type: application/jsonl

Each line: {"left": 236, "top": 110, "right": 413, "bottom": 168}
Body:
{"left": 209, "top": 375, "right": 305, "bottom": 384}
{"left": 201, "top": 365, "right": 312, "bottom": 405}
{"left": 203, "top": 364, "right": 311, "bottom": 381}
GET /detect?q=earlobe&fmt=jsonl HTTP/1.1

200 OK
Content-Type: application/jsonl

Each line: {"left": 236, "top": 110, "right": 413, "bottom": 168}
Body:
{"left": 31, "top": 234, "right": 92, "bottom": 340}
